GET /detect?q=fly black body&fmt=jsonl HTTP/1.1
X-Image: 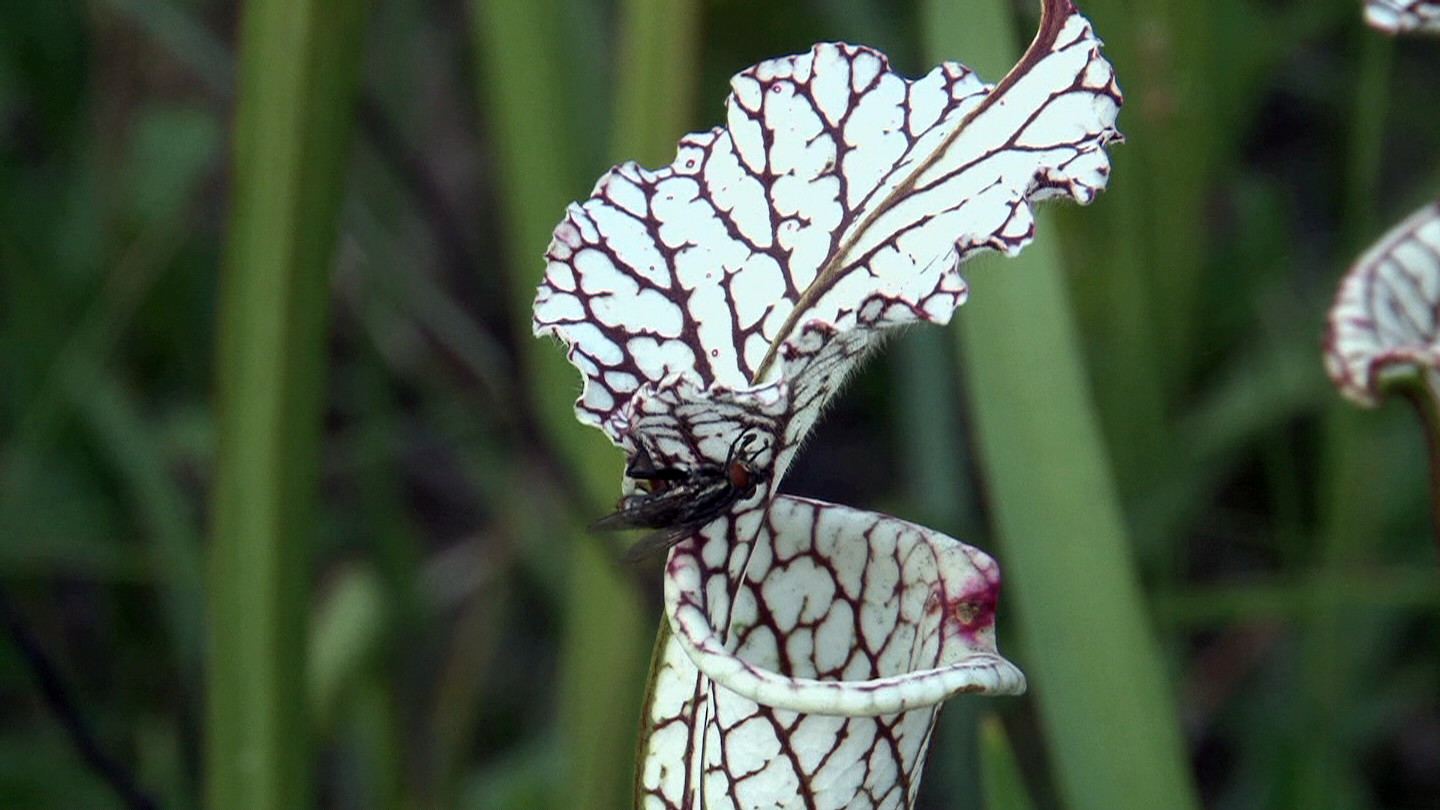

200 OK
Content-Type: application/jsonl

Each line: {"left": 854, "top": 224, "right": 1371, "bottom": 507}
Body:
{"left": 590, "top": 430, "right": 768, "bottom": 561}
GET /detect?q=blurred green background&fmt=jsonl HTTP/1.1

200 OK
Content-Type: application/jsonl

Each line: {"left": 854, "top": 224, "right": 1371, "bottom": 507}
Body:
{"left": 2, "top": 0, "right": 1439, "bottom": 809}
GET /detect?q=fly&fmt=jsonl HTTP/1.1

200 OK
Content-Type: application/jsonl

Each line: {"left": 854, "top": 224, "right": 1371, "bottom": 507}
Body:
{"left": 590, "top": 429, "right": 768, "bottom": 561}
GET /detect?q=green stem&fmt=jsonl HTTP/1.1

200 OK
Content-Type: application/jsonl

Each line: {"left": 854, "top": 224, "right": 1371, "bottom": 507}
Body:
{"left": 206, "top": 1, "right": 367, "bottom": 808}
{"left": 1396, "top": 376, "right": 1440, "bottom": 556}
{"left": 1343, "top": 29, "right": 1393, "bottom": 249}
{"left": 1289, "top": 25, "right": 1396, "bottom": 809}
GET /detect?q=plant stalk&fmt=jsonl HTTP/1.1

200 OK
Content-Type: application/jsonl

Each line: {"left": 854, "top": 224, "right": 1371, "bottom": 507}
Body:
{"left": 206, "top": 1, "right": 367, "bottom": 808}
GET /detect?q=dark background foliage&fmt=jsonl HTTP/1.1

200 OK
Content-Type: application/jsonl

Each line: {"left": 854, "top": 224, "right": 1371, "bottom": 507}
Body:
{"left": 2, "top": 0, "right": 1438, "bottom": 808}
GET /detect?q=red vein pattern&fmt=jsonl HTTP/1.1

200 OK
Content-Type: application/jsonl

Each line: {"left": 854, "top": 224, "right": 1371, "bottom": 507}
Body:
{"left": 1326, "top": 199, "right": 1440, "bottom": 407}
{"left": 534, "top": 21, "right": 1120, "bottom": 456}
{"left": 531, "top": 2, "right": 1122, "bottom": 807}
{"left": 640, "top": 498, "right": 1022, "bottom": 810}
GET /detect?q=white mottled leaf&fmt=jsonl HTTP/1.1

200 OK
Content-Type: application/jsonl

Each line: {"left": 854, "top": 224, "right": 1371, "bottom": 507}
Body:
{"left": 638, "top": 497, "right": 1022, "bottom": 810}
{"left": 1364, "top": 0, "right": 1440, "bottom": 33}
{"left": 533, "top": 1, "right": 1122, "bottom": 808}
{"left": 1326, "top": 198, "right": 1440, "bottom": 407}
{"left": 534, "top": 8, "right": 1121, "bottom": 459}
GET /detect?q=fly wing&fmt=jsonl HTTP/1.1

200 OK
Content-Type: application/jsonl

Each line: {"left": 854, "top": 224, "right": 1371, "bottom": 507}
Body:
{"left": 587, "top": 508, "right": 647, "bottom": 532}
{"left": 620, "top": 526, "right": 700, "bottom": 563}
{"left": 588, "top": 485, "right": 698, "bottom": 532}
{"left": 589, "top": 493, "right": 662, "bottom": 532}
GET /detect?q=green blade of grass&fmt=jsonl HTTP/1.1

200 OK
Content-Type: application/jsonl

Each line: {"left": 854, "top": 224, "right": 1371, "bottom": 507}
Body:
{"left": 1068, "top": 0, "right": 1218, "bottom": 418}
{"left": 892, "top": 328, "right": 983, "bottom": 810}
{"left": 1286, "top": 25, "right": 1397, "bottom": 808}
{"left": 923, "top": 4, "right": 1202, "bottom": 808}
{"left": 206, "top": 0, "right": 368, "bottom": 807}
{"left": 1042, "top": 0, "right": 1171, "bottom": 507}
{"left": 979, "top": 714, "right": 1038, "bottom": 810}
{"left": 469, "top": 0, "right": 670, "bottom": 806}
{"left": 610, "top": 0, "right": 699, "bottom": 166}
{"left": 958, "top": 239, "right": 1203, "bottom": 810}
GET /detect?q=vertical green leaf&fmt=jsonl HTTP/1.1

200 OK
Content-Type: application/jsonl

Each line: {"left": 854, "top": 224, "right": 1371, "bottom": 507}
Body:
{"left": 1287, "top": 26, "right": 1395, "bottom": 810}
{"left": 921, "top": 3, "right": 1203, "bottom": 809}
{"left": 610, "top": 0, "right": 700, "bottom": 165}
{"left": 468, "top": 0, "right": 677, "bottom": 806}
{"left": 1071, "top": 0, "right": 1218, "bottom": 417}
{"left": 979, "top": 714, "right": 1038, "bottom": 810}
{"left": 958, "top": 240, "right": 1202, "bottom": 810}
{"left": 206, "top": 0, "right": 368, "bottom": 808}
{"left": 1041, "top": 0, "right": 1204, "bottom": 507}
{"left": 892, "top": 328, "right": 983, "bottom": 810}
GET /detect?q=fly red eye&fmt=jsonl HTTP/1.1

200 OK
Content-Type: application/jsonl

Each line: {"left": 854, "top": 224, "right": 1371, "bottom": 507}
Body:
{"left": 727, "top": 460, "right": 753, "bottom": 490}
